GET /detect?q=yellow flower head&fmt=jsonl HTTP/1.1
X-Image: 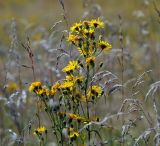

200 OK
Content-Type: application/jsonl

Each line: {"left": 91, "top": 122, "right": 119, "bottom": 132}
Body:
{"left": 49, "top": 82, "right": 61, "bottom": 96}
{"left": 82, "top": 29, "right": 89, "bottom": 37}
{"left": 68, "top": 113, "right": 78, "bottom": 120}
{"left": 34, "top": 126, "right": 46, "bottom": 134}
{"left": 79, "top": 95, "right": 87, "bottom": 102}
{"left": 64, "top": 75, "right": 83, "bottom": 84}
{"left": 6, "top": 82, "right": 19, "bottom": 93}
{"left": 88, "top": 85, "right": 102, "bottom": 97}
{"left": 67, "top": 127, "right": 74, "bottom": 132}
{"left": 51, "top": 82, "right": 61, "bottom": 90}
{"left": 65, "top": 75, "right": 76, "bottom": 83}
{"left": 88, "top": 29, "right": 95, "bottom": 38}
{"left": 67, "top": 34, "right": 78, "bottom": 44}
{"left": 62, "top": 60, "right": 79, "bottom": 73}
{"left": 98, "top": 40, "right": 112, "bottom": 51}
{"left": 70, "top": 22, "right": 82, "bottom": 33}
{"left": 50, "top": 89, "right": 56, "bottom": 96}
{"left": 82, "top": 29, "right": 95, "bottom": 38}
{"left": 36, "top": 88, "right": 43, "bottom": 95}
{"left": 59, "top": 81, "right": 74, "bottom": 90}
{"left": 44, "top": 88, "right": 50, "bottom": 96}
{"left": 90, "top": 18, "right": 104, "bottom": 28}
{"left": 86, "top": 56, "right": 95, "bottom": 65}
{"left": 67, "top": 127, "right": 80, "bottom": 140}
{"left": 28, "top": 82, "right": 42, "bottom": 92}
{"left": 77, "top": 116, "right": 88, "bottom": 124}
{"left": 69, "top": 131, "right": 79, "bottom": 139}
{"left": 37, "top": 126, "right": 45, "bottom": 133}
{"left": 76, "top": 76, "right": 84, "bottom": 83}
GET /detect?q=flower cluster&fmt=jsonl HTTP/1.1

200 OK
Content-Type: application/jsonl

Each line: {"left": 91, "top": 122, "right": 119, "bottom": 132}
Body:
{"left": 68, "top": 18, "right": 112, "bottom": 59}
{"left": 29, "top": 18, "right": 111, "bottom": 146}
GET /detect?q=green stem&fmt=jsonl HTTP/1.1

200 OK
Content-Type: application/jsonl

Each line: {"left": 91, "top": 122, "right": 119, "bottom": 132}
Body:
{"left": 85, "top": 65, "right": 91, "bottom": 145}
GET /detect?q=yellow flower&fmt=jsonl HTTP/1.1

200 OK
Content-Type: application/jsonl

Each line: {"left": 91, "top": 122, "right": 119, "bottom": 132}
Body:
{"left": 87, "top": 85, "right": 102, "bottom": 97}
{"left": 77, "top": 116, "right": 88, "bottom": 124}
{"left": 89, "top": 18, "right": 104, "bottom": 28}
{"left": 34, "top": 126, "right": 46, "bottom": 134}
{"left": 35, "top": 88, "right": 45, "bottom": 95}
{"left": 62, "top": 60, "right": 79, "bottom": 73}
{"left": 68, "top": 127, "right": 74, "bottom": 132}
{"left": 28, "top": 82, "right": 42, "bottom": 92}
{"left": 66, "top": 128, "right": 80, "bottom": 140}
{"left": 86, "top": 56, "right": 95, "bottom": 65}
{"left": 70, "top": 22, "right": 82, "bottom": 33}
{"left": 82, "top": 29, "right": 89, "bottom": 37}
{"left": 69, "top": 131, "right": 79, "bottom": 139}
{"left": 29, "top": 82, "right": 50, "bottom": 96}
{"left": 50, "top": 82, "right": 61, "bottom": 96}
{"left": 59, "top": 81, "right": 74, "bottom": 90}
{"left": 82, "top": 29, "right": 95, "bottom": 38}
{"left": 79, "top": 95, "right": 87, "bottom": 102}
{"left": 76, "top": 76, "right": 84, "bottom": 83}
{"left": 6, "top": 82, "right": 19, "bottom": 93}
{"left": 65, "top": 75, "right": 76, "bottom": 83}
{"left": 51, "top": 82, "right": 61, "bottom": 90}
{"left": 67, "top": 34, "right": 78, "bottom": 43}
{"left": 37, "top": 126, "right": 45, "bottom": 133}
{"left": 44, "top": 88, "right": 50, "bottom": 96}
{"left": 88, "top": 29, "right": 95, "bottom": 38}
{"left": 68, "top": 113, "right": 78, "bottom": 120}
{"left": 98, "top": 40, "right": 112, "bottom": 51}
{"left": 64, "top": 75, "right": 83, "bottom": 84}
{"left": 50, "top": 89, "right": 56, "bottom": 96}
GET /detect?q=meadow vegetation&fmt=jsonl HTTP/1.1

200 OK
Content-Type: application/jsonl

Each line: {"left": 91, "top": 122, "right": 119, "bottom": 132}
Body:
{"left": 0, "top": 0, "right": 160, "bottom": 146}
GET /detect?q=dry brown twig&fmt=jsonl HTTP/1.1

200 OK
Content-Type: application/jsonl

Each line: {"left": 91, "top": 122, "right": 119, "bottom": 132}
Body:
{"left": 21, "top": 37, "right": 35, "bottom": 81}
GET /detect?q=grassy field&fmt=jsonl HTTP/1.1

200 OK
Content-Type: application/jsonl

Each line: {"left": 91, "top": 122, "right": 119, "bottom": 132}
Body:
{"left": 0, "top": 0, "right": 160, "bottom": 146}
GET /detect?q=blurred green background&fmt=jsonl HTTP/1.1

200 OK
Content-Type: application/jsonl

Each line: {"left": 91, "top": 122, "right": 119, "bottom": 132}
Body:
{"left": 0, "top": 0, "right": 159, "bottom": 45}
